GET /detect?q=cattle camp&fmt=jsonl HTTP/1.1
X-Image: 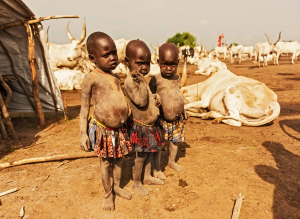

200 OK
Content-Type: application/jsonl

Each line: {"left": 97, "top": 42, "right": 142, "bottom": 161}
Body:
{"left": 0, "top": 0, "right": 300, "bottom": 218}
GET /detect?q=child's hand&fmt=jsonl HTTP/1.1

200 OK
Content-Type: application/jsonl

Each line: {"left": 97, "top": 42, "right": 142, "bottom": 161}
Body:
{"left": 153, "top": 94, "right": 161, "bottom": 107}
{"left": 80, "top": 134, "right": 91, "bottom": 152}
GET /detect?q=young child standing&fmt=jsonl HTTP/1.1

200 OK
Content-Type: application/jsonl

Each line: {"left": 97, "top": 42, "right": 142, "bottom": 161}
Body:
{"left": 124, "top": 40, "right": 165, "bottom": 196}
{"left": 149, "top": 42, "right": 187, "bottom": 179}
{"left": 80, "top": 32, "right": 132, "bottom": 211}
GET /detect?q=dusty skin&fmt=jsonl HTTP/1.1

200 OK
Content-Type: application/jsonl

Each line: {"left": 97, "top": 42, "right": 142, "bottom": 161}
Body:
{"left": 1, "top": 56, "right": 300, "bottom": 218}
{"left": 80, "top": 33, "right": 131, "bottom": 211}
{"left": 124, "top": 40, "right": 164, "bottom": 196}
{"left": 149, "top": 43, "right": 185, "bottom": 174}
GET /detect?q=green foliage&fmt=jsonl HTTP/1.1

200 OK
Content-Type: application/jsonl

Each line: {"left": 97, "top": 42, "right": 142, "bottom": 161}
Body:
{"left": 229, "top": 42, "right": 239, "bottom": 48}
{"left": 166, "top": 32, "right": 197, "bottom": 47}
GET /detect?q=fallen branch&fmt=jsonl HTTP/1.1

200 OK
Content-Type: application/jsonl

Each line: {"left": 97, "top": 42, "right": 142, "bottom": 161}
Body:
{"left": 34, "top": 123, "right": 57, "bottom": 137}
{"left": 0, "top": 154, "right": 98, "bottom": 168}
{"left": 231, "top": 193, "right": 244, "bottom": 219}
{"left": 0, "top": 187, "right": 18, "bottom": 197}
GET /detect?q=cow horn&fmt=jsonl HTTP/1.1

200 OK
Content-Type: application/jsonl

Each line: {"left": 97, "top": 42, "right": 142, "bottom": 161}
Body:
{"left": 264, "top": 33, "right": 272, "bottom": 45}
{"left": 66, "top": 21, "right": 75, "bottom": 41}
{"left": 78, "top": 18, "right": 86, "bottom": 43}
{"left": 45, "top": 26, "right": 49, "bottom": 44}
{"left": 274, "top": 31, "right": 281, "bottom": 45}
{"left": 150, "top": 43, "right": 156, "bottom": 49}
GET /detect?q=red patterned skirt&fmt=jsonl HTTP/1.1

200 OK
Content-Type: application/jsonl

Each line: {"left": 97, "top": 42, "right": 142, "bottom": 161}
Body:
{"left": 127, "top": 117, "right": 165, "bottom": 153}
{"left": 88, "top": 118, "right": 132, "bottom": 158}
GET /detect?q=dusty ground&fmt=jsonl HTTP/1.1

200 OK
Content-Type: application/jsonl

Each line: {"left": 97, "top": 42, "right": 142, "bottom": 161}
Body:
{"left": 1, "top": 57, "right": 300, "bottom": 219}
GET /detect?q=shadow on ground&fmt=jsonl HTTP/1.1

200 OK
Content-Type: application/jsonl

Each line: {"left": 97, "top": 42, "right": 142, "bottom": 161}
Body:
{"left": 255, "top": 141, "right": 300, "bottom": 219}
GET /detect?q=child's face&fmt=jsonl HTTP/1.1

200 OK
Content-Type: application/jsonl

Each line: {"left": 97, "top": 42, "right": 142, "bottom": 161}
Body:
{"left": 127, "top": 48, "right": 151, "bottom": 76}
{"left": 158, "top": 51, "right": 179, "bottom": 78}
{"left": 89, "top": 38, "right": 118, "bottom": 72}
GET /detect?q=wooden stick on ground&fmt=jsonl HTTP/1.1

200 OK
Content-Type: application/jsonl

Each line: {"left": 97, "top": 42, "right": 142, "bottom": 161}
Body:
{"left": 231, "top": 193, "right": 245, "bottom": 219}
{"left": 0, "top": 187, "right": 18, "bottom": 197}
{"left": 0, "top": 154, "right": 97, "bottom": 169}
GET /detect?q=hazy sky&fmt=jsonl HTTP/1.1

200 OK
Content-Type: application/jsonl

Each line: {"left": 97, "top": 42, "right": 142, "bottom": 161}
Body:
{"left": 26, "top": 0, "right": 300, "bottom": 50}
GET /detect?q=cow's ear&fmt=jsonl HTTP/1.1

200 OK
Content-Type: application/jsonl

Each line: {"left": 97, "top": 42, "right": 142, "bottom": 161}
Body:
{"left": 81, "top": 44, "right": 86, "bottom": 48}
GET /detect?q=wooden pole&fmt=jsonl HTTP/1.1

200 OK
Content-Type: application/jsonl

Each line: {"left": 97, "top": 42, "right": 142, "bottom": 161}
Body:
{"left": 24, "top": 23, "right": 45, "bottom": 127}
{"left": 0, "top": 15, "right": 79, "bottom": 30}
{"left": 33, "top": 24, "right": 58, "bottom": 116}
{"left": 64, "top": 97, "right": 68, "bottom": 120}
{"left": 0, "top": 40, "right": 36, "bottom": 111}
{"left": 231, "top": 194, "right": 244, "bottom": 219}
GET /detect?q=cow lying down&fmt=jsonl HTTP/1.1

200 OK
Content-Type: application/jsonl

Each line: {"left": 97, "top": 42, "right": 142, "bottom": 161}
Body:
{"left": 194, "top": 57, "right": 227, "bottom": 76}
{"left": 54, "top": 69, "right": 85, "bottom": 90}
{"left": 182, "top": 69, "right": 280, "bottom": 126}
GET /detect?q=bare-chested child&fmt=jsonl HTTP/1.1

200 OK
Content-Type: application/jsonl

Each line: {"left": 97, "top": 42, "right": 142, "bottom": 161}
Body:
{"left": 124, "top": 40, "right": 165, "bottom": 196}
{"left": 80, "top": 32, "right": 132, "bottom": 211}
{"left": 149, "top": 42, "right": 187, "bottom": 179}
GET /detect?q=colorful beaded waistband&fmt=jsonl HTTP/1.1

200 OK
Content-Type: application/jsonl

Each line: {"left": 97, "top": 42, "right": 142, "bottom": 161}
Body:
{"left": 129, "top": 115, "right": 154, "bottom": 127}
{"left": 91, "top": 114, "right": 117, "bottom": 130}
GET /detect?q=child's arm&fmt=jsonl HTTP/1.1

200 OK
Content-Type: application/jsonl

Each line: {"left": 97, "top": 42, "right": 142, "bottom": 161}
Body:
{"left": 79, "top": 74, "right": 92, "bottom": 151}
{"left": 124, "top": 71, "right": 149, "bottom": 108}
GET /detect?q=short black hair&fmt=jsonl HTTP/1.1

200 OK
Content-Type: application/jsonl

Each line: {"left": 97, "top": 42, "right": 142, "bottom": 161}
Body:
{"left": 86, "top": 32, "right": 113, "bottom": 54}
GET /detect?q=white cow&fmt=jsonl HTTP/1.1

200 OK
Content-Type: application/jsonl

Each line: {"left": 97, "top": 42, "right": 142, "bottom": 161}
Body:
{"left": 182, "top": 69, "right": 280, "bottom": 127}
{"left": 255, "top": 32, "right": 281, "bottom": 67}
{"left": 194, "top": 54, "right": 227, "bottom": 75}
{"left": 45, "top": 19, "right": 86, "bottom": 70}
{"left": 214, "top": 46, "right": 227, "bottom": 59}
{"left": 54, "top": 69, "right": 85, "bottom": 90}
{"left": 229, "top": 44, "right": 244, "bottom": 64}
{"left": 242, "top": 46, "right": 254, "bottom": 60}
{"left": 273, "top": 41, "right": 300, "bottom": 65}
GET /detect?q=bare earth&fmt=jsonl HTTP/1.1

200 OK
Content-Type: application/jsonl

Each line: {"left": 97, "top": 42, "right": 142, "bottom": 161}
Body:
{"left": 1, "top": 57, "right": 300, "bottom": 219}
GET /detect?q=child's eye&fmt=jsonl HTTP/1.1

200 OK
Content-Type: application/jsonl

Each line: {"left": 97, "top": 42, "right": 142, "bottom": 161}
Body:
{"left": 104, "top": 54, "right": 109, "bottom": 58}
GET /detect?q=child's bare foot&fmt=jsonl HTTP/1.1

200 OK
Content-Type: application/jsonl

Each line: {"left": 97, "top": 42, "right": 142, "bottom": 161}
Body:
{"left": 114, "top": 186, "right": 132, "bottom": 200}
{"left": 153, "top": 170, "right": 166, "bottom": 180}
{"left": 168, "top": 162, "right": 182, "bottom": 172}
{"left": 143, "top": 176, "right": 164, "bottom": 185}
{"left": 132, "top": 182, "right": 148, "bottom": 196}
{"left": 103, "top": 192, "right": 114, "bottom": 211}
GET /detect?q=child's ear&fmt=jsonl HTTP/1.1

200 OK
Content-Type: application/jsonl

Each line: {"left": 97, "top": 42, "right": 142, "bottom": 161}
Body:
{"left": 89, "top": 54, "right": 95, "bottom": 63}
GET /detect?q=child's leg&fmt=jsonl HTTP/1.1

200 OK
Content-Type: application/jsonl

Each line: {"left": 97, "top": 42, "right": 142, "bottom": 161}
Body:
{"left": 168, "top": 141, "right": 182, "bottom": 172}
{"left": 153, "top": 149, "right": 166, "bottom": 180}
{"left": 100, "top": 158, "right": 114, "bottom": 211}
{"left": 132, "top": 152, "right": 148, "bottom": 196}
{"left": 112, "top": 157, "right": 132, "bottom": 200}
{"left": 143, "top": 153, "right": 164, "bottom": 185}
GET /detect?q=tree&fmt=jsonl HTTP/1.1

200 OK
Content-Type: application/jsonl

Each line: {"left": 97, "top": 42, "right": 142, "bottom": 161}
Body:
{"left": 166, "top": 32, "right": 197, "bottom": 47}
{"left": 229, "top": 42, "right": 239, "bottom": 48}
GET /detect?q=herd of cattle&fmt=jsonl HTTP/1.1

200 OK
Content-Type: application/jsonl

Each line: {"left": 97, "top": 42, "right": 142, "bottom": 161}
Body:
{"left": 45, "top": 20, "right": 289, "bottom": 126}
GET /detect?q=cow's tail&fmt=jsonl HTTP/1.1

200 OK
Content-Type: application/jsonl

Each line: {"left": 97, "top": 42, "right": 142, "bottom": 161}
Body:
{"left": 213, "top": 102, "right": 280, "bottom": 126}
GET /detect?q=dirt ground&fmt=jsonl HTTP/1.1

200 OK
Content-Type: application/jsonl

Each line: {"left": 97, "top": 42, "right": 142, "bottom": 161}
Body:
{"left": 1, "top": 56, "right": 300, "bottom": 219}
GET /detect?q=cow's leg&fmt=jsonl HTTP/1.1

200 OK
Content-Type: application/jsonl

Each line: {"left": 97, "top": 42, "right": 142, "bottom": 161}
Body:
{"left": 264, "top": 56, "right": 268, "bottom": 67}
{"left": 249, "top": 52, "right": 252, "bottom": 61}
{"left": 292, "top": 53, "right": 295, "bottom": 64}
{"left": 168, "top": 141, "right": 182, "bottom": 172}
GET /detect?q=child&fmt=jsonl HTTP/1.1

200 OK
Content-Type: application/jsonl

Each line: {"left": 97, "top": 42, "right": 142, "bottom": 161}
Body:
{"left": 80, "top": 32, "right": 132, "bottom": 211}
{"left": 149, "top": 42, "right": 187, "bottom": 179}
{"left": 124, "top": 40, "right": 165, "bottom": 196}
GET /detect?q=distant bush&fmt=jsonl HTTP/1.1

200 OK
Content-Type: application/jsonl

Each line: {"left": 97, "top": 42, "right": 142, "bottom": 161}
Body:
{"left": 283, "top": 40, "right": 293, "bottom": 42}
{"left": 167, "top": 32, "right": 197, "bottom": 47}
